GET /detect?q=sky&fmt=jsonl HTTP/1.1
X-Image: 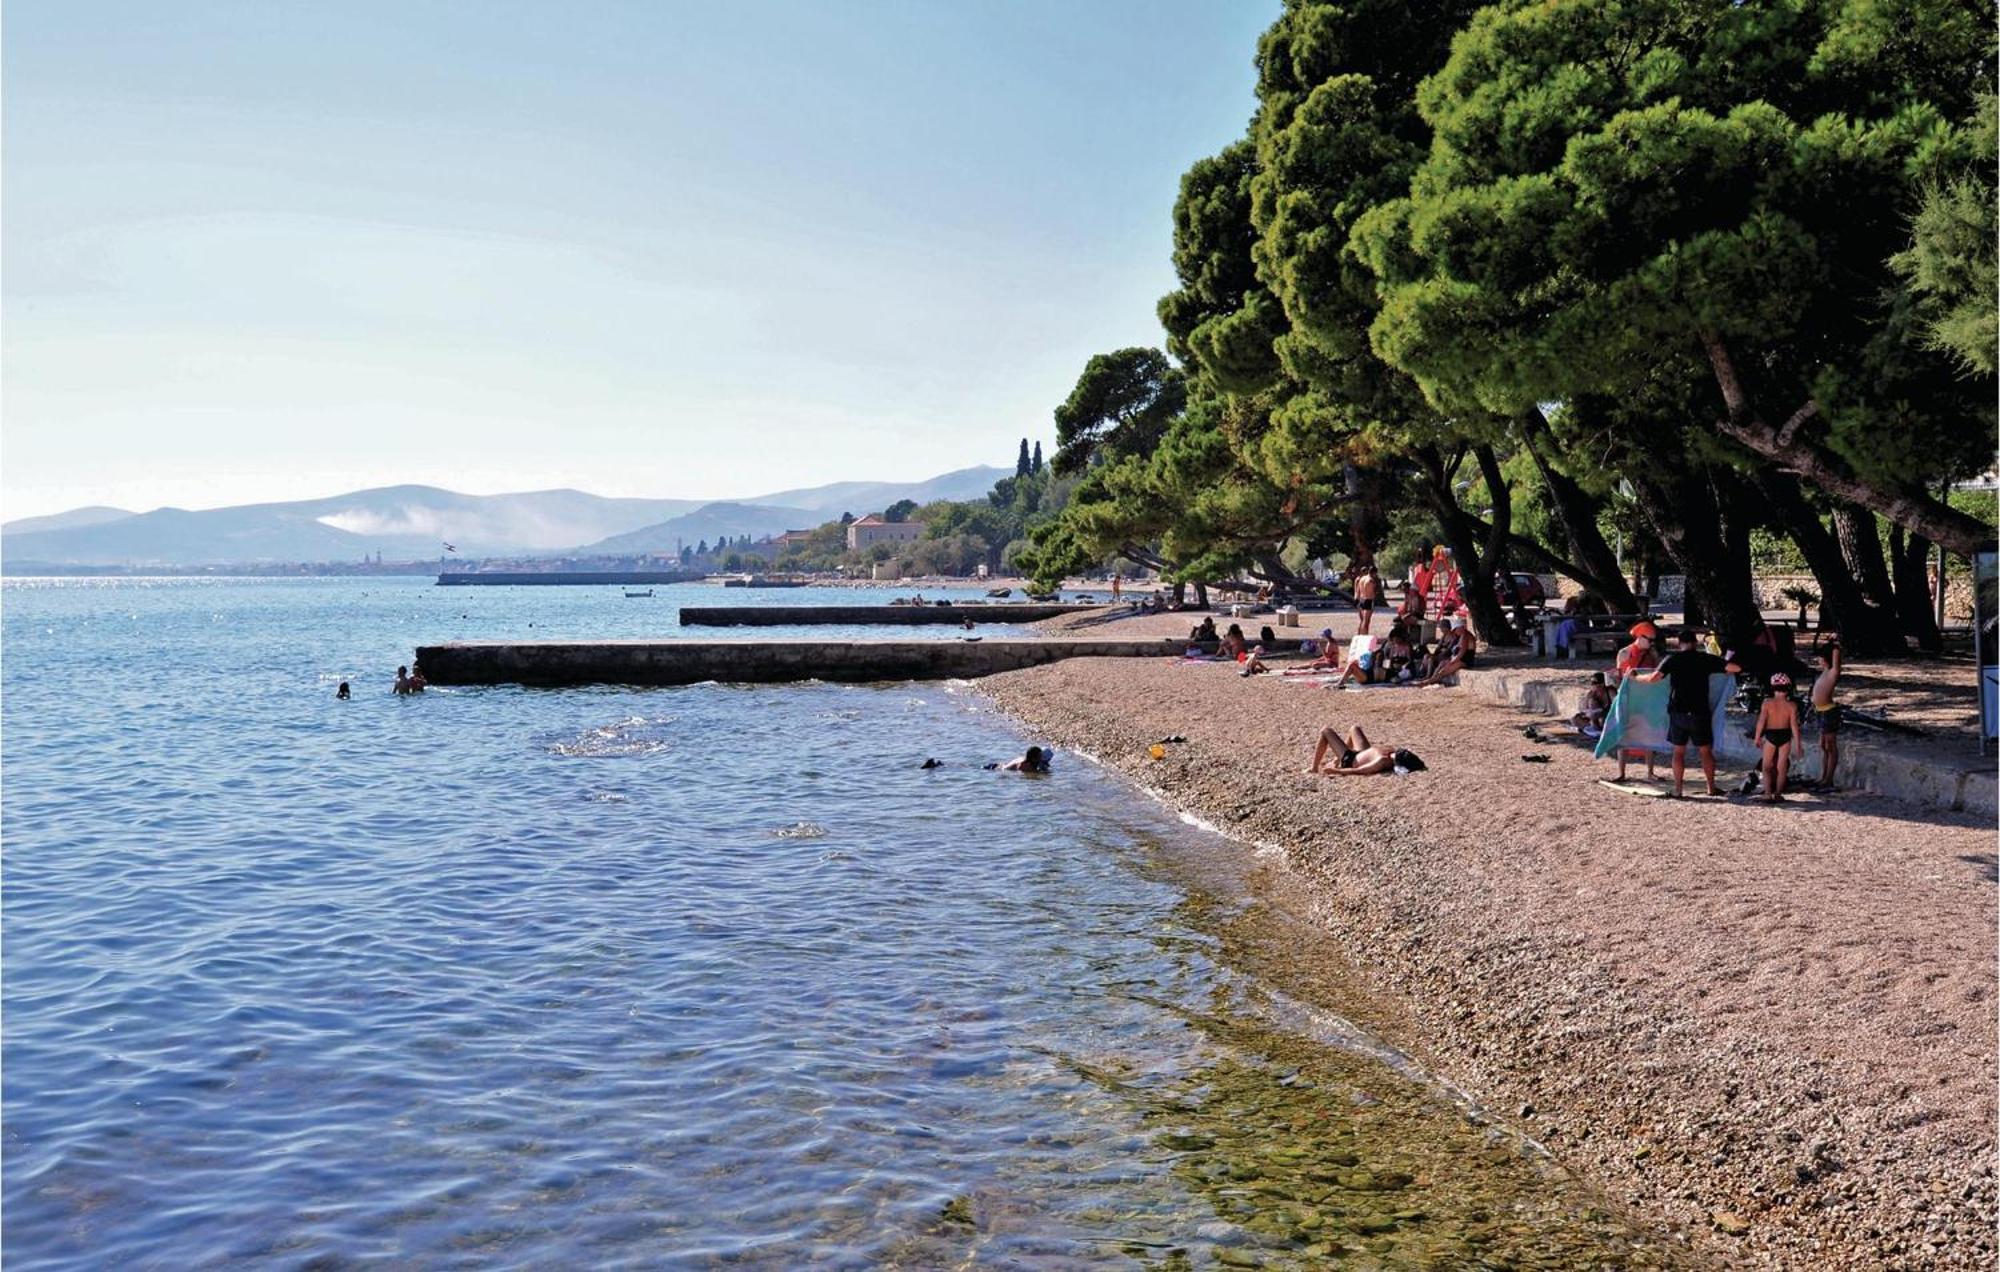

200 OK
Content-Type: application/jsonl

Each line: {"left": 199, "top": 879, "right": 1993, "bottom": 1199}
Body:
{"left": 2, "top": 0, "right": 1278, "bottom": 520}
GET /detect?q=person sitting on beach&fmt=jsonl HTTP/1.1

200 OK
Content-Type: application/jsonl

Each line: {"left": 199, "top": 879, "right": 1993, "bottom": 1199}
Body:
{"left": 1379, "top": 624, "right": 1416, "bottom": 683}
{"left": 336, "top": 681, "right": 351, "bottom": 700}
{"left": 1259, "top": 625, "right": 1278, "bottom": 648}
{"left": 1292, "top": 629, "right": 1342, "bottom": 672}
{"left": 1239, "top": 644, "right": 1272, "bottom": 677}
{"left": 1810, "top": 637, "right": 1844, "bottom": 789}
{"left": 1219, "top": 623, "right": 1249, "bottom": 660}
{"left": 1307, "top": 724, "right": 1399, "bottom": 776}
{"left": 1754, "top": 674, "right": 1801, "bottom": 803}
{"left": 1415, "top": 617, "right": 1477, "bottom": 687}
{"left": 998, "top": 745, "right": 1052, "bottom": 773}
{"left": 1569, "top": 672, "right": 1610, "bottom": 736}
{"left": 1331, "top": 631, "right": 1378, "bottom": 688}
{"left": 1191, "top": 616, "right": 1219, "bottom": 644}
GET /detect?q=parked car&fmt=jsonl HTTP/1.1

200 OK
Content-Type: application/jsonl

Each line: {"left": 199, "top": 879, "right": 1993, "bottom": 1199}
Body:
{"left": 1494, "top": 572, "right": 1547, "bottom": 607}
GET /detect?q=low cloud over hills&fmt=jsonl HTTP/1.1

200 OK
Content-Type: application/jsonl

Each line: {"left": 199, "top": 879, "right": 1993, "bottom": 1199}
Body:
{"left": 1, "top": 466, "right": 1008, "bottom": 567}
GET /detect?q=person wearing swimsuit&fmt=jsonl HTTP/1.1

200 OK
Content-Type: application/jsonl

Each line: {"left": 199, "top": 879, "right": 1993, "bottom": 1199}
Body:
{"left": 1810, "top": 638, "right": 1844, "bottom": 788}
{"left": 1755, "top": 674, "right": 1801, "bottom": 803}
{"left": 1354, "top": 564, "right": 1380, "bottom": 635}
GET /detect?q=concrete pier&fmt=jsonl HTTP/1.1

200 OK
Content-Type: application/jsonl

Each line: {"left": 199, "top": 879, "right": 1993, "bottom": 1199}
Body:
{"left": 678, "top": 603, "right": 1092, "bottom": 626}
{"left": 415, "top": 638, "right": 1191, "bottom": 687}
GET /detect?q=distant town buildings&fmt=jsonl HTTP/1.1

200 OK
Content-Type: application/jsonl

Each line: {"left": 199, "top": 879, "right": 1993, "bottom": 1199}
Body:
{"left": 845, "top": 515, "right": 924, "bottom": 552}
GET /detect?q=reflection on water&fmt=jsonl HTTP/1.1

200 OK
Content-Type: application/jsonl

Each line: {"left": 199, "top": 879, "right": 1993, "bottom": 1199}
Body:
{"left": 2, "top": 578, "right": 1688, "bottom": 1267}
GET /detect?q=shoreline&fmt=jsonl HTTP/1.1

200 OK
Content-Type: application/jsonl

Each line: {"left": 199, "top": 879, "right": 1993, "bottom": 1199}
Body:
{"left": 975, "top": 645, "right": 1996, "bottom": 1270}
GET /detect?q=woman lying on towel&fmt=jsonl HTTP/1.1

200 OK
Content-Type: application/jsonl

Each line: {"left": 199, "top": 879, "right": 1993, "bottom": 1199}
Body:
{"left": 1307, "top": 724, "right": 1426, "bottom": 776}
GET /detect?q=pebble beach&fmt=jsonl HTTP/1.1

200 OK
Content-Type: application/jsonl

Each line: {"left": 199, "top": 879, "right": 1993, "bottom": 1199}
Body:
{"left": 981, "top": 607, "right": 1997, "bottom": 1269}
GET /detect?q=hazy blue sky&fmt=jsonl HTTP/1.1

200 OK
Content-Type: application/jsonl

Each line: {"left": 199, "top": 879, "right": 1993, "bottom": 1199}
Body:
{"left": 3, "top": 1, "right": 1277, "bottom": 519}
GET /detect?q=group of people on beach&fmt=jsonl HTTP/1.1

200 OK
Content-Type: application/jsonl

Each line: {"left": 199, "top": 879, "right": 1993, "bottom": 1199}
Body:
{"left": 1606, "top": 620, "right": 1844, "bottom": 801}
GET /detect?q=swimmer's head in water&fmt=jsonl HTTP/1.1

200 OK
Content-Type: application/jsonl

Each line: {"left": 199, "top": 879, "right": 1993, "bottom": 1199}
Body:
{"left": 397, "top": 666, "right": 409, "bottom": 676}
{"left": 1023, "top": 746, "right": 1048, "bottom": 772}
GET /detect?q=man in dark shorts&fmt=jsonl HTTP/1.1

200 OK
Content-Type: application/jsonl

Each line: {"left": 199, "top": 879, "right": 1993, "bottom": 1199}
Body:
{"left": 1635, "top": 629, "right": 1740, "bottom": 797}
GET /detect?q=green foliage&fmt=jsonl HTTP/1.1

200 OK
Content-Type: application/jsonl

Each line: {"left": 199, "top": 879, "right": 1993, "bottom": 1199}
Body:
{"left": 1050, "top": 348, "right": 1187, "bottom": 475}
{"left": 882, "top": 498, "right": 919, "bottom": 523}
{"left": 1892, "top": 90, "right": 1997, "bottom": 375}
{"left": 1357, "top": 0, "right": 1995, "bottom": 516}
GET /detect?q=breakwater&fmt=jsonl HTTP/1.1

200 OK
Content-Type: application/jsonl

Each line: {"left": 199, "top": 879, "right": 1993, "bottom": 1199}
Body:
{"left": 415, "top": 637, "right": 1187, "bottom": 686}
{"left": 437, "top": 570, "right": 706, "bottom": 586}
{"left": 679, "top": 603, "right": 1092, "bottom": 626}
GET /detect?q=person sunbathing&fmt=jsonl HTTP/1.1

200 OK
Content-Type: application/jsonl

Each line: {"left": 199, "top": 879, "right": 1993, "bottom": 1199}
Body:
{"left": 1219, "top": 623, "right": 1249, "bottom": 659}
{"left": 1331, "top": 631, "right": 1379, "bottom": 688}
{"left": 1308, "top": 724, "right": 1399, "bottom": 776}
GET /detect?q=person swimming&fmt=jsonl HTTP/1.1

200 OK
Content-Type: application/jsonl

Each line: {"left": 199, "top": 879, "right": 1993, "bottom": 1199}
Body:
{"left": 336, "top": 681, "right": 351, "bottom": 700}
{"left": 995, "top": 745, "right": 1052, "bottom": 773}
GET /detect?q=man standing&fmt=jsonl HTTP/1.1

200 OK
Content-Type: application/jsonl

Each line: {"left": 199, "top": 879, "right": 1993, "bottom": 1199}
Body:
{"left": 1353, "top": 562, "right": 1380, "bottom": 635}
{"left": 1636, "top": 628, "right": 1739, "bottom": 797}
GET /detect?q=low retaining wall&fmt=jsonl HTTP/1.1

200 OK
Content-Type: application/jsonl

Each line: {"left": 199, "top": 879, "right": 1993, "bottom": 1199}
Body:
{"left": 1459, "top": 667, "right": 1997, "bottom": 816}
{"left": 678, "top": 604, "right": 1091, "bottom": 626}
{"left": 415, "top": 638, "right": 1189, "bottom": 687}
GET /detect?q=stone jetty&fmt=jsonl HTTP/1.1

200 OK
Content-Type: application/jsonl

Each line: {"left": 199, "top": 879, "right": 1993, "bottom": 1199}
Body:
{"left": 415, "top": 638, "right": 1192, "bottom": 687}
{"left": 678, "top": 603, "right": 1092, "bottom": 626}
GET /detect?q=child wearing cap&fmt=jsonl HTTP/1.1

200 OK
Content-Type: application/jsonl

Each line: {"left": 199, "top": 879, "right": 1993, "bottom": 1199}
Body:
{"left": 1754, "top": 673, "right": 1802, "bottom": 803}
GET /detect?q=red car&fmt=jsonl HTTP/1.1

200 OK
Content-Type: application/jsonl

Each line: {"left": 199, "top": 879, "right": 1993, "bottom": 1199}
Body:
{"left": 1494, "top": 572, "right": 1547, "bottom": 607}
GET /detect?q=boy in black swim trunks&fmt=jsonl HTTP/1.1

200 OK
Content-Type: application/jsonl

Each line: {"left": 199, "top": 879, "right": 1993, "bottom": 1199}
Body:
{"left": 1634, "top": 629, "right": 1738, "bottom": 797}
{"left": 1755, "top": 674, "right": 1801, "bottom": 803}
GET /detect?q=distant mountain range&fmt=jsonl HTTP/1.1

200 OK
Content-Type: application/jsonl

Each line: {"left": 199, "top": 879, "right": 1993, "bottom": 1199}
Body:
{"left": 1, "top": 466, "right": 1008, "bottom": 568}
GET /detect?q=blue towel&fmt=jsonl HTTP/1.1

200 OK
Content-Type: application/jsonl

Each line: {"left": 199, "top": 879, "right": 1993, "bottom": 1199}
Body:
{"left": 1593, "top": 675, "right": 1738, "bottom": 760}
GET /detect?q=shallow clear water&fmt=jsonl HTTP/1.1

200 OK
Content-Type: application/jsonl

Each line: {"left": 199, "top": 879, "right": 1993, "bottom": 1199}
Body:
{"left": 3, "top": 578, "right": 1681, "bottom": 1268}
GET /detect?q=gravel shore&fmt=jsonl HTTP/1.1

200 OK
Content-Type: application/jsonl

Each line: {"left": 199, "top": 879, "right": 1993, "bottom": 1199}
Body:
{"left": 978, "top": 635, "right": 1996, "bottom": 1269}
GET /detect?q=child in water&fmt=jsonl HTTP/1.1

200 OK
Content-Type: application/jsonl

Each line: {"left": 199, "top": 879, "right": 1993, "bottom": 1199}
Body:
{"left": 1754, "top": 673, "right": 1801, "bottom": 803}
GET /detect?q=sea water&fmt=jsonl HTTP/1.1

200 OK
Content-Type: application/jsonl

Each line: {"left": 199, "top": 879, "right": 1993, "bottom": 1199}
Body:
{"left": 2, "top": 577, "right": 1681, "bottom": 1268}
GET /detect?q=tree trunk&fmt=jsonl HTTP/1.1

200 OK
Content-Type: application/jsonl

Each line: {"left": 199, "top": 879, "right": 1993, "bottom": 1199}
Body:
{"left": 1193, "top": 582, "right": 1210, "bottom": 608}
{"left": 1753, "top": 471, "right": 1904, "bottom": 656}
{"left": 1417, "top": 443, "right": 1519, "bottom": 644}
{"left": 1344, "top": 462, "right": 1392, "bottom": 568}
{"left": 1520, "top": 411, "right": 1639, "bottom": 610}
{"left": 1626, "top": 459, "right": 1759, "bottom": 638}
{"left": 1832, "top": 504, "right": 1896, "bottom": 611}
{"left": 1700, "top": 332, "right": 1992, "bottom": 557}
{"left": 1888, "top": 526, "right": 1944, "bottom": 652}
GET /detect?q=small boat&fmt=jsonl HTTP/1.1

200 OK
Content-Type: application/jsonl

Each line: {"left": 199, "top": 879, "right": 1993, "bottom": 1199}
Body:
{"left": 985, "top": 587, "right": 1012, "bottom": 598}
{"left": 624, "top": 589, "right": 655, "bottom": 598}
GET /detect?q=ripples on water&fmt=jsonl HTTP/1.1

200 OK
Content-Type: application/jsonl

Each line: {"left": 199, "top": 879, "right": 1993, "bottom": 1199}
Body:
{"left": 3, "top": 578, "right": 1682, "bottom": 1268}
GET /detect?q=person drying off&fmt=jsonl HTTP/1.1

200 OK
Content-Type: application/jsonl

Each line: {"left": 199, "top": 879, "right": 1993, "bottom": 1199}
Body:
{"left": 1633, "top": 628, "right": 1739, "bottom": 798}
{"left": 1755, "top": 674, "right": 1802, "bottom": 803}
{"left": 1308, "top": 724, "right": 1425, "bottom": 777}
{"left": 1810, "top": 638, "right": 1844, "bottom": 788}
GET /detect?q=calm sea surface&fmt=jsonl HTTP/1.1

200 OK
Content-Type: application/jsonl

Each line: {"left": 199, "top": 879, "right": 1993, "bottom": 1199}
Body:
{"left": 3, "top": 577, "right": 1679, "bottom": 1268}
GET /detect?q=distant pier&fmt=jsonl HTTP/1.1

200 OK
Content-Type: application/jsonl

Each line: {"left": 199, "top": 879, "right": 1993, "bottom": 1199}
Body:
{"left": 437, "top": 570, "right": 707, "bottom": 587}
{"left": 679, "top": 603, "right": 1091, "bottom": 626}
{"left": 414, "top": 638, "right": 1187, "bottom": 687}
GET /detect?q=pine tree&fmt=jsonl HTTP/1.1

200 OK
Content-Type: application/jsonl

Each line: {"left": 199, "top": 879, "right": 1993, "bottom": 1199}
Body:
{"left": 1031, "top": 440, "right": 1043, "bottom": 475}
{"left": 1016, "top": 438, "right": 1032, "bottom": 478}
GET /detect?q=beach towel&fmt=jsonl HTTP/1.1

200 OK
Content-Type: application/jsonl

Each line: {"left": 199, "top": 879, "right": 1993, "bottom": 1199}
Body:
{"left": 1593, "top": 675, "right": 1735, "bottom": 760}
